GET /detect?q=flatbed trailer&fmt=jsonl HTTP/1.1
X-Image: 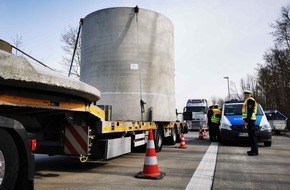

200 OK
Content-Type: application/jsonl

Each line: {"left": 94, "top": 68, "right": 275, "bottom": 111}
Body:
{"left": 0, "top": 86, "right": 183, "bottom": 158}
{"left": 0, "top": 40, "right": 185, "bottom": 189}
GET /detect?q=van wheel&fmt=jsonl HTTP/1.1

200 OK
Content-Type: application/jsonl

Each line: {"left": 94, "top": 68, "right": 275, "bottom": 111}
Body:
{"left": 264, "top": 141, "right": 272, "bottom": 147}
{"left": 154, "top": 127, "right": 163, "bottom": 152}
{"left": 274, "top": 131, "right": 281, "bottom": 135}
{"left": 0, "top": 129, "right": 19, "bottom": 189}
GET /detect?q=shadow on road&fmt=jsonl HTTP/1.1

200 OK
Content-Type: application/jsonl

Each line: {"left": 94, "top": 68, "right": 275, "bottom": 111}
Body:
{"left": 35, "top": 154, "right": 108, "bottom": 173}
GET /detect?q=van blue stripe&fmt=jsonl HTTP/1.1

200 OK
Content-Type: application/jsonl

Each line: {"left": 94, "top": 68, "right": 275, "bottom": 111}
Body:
{"left": 226, "top": 115, "right": 262, "bottom": 125}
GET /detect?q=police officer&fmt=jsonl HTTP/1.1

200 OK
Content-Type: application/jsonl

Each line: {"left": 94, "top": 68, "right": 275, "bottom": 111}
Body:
{"left": 207, "top": 105, "right": 214, "bottom": 141}
{"left": 211, "top": 105, "right": 221, "bottom": 142}
{"left": 242, "top": 90, "right": 258, "bottom": 156}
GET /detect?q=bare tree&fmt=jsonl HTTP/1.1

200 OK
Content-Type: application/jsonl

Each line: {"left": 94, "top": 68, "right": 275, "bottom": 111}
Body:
{"left": 235, "top": 4, "right": 290, "bottom": 117}
{"left": 257, "top": 47, "right": 290, "bottom": 114}
{"left": 271, "top": 5, "right": 290, "bottom": 49}
{"left": 216, "top": 98, "right": 224, "bottom": 108}
{"left": 240, "top": 73, "right": 260, "bottom": 98}
{"left": 229, "top": 81, "right": 242, "bottom": 100}
{"left": 60, "top": 26, "right": 81, "bottom": 78}
{"left": 255, "top": 4, "right": 290, "bottom": 117}
{"left": 210, "top": 96, "right": 224, "bottom": 107}
{"left": 11, "top": 34, "right": 23, "bottom": 55}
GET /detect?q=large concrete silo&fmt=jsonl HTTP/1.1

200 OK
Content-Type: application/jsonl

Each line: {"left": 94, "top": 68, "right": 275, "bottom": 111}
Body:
{"left": 80, "top": 7, "right": 176, "bottom": 122}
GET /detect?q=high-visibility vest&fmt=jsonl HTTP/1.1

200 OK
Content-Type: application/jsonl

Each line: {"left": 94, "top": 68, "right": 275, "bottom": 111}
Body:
{"left": 242, "top": 97, "right": 257, "bottom": 120}
{"left": 211, "top": 109, "right": 221, "bottom": 124}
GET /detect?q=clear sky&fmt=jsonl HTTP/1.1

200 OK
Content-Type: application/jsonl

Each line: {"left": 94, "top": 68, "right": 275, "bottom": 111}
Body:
{"left": 1, "top": 0, "right": 289, "bottom": 111}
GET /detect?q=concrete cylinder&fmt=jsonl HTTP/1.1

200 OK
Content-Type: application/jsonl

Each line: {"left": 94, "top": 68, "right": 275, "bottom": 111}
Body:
{"left": 80, "top": 7, "right": 176, "bottom": 121}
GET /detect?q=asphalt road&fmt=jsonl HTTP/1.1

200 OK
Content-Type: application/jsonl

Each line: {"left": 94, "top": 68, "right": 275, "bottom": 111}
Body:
{"left": 213, "top": 133, "right": 290, "bottom": 190}
{"left": 34, "top": 132, "right": 290, "bottom": 190}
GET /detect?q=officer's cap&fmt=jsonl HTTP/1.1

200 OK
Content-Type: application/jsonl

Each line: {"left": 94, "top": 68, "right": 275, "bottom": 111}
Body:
{"left": 243, "top": 90, "right": 253, "bottom": 94}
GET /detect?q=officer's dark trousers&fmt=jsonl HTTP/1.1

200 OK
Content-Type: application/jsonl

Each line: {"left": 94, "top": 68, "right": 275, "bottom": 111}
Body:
{"left": 247, "top": 120, "right": 258, "bottom": 153}
{"left": 211, "top": 123, "right": 220, "bottom": 141}
{"left": 208, "top": 122, "right": 213, "bottom": 140}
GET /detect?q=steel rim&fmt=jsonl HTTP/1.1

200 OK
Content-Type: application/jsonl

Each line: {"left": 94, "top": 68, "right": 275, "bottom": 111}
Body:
{"left": 0, "top": 150, "right": 5, "bottom": 185}
{"left": 157, "top": 133, "right": 162, "bottom": 147}
{"left": 172, "top": 129, "right": 176, "bottom": 142}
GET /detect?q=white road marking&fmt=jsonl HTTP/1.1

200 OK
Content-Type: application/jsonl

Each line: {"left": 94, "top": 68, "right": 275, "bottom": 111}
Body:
{"left": 185, "top": 142, "right": 219, "bottom": 190}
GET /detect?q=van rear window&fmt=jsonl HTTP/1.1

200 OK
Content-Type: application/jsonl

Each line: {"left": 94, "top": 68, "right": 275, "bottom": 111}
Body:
{"left": 224, "top": 104, "right": 263, "bottom": 116}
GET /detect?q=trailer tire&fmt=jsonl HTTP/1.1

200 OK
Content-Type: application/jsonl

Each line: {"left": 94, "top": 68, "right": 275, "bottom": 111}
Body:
{"left": 0, "top": 129, "right": 19, "bottom": 190}
{"left": 155, "top": 127, "right": 163, "bottom": 152}
{"left": 167, "top": 127, "right": 177, "bottom": 145}
{"left": 176, "top": 126, "right": 181, "bottom": 143}
{"left": 264, "top": 141, "right": 272, "bottom": 147}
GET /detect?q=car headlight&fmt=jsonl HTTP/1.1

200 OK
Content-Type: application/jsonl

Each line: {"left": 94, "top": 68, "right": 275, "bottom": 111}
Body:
{"left": 260, "top": 124, "right": 272, "bottom": 132}
{"left": 220, "top": 123, "right": 232, "bottom": 130}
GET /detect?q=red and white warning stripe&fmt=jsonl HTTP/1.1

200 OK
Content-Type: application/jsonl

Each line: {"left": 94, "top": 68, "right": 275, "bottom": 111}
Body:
{"left": 64, "top": 125, "right": 89, "bottom": 155}
{"left": 144, "top": 140, "right": 158, "bottom": 165}
{"left": 143, "top": 130, "right": 160, "bottom": 176}
{"left": 178, "top": 133, "right": 187, "bottom": 149}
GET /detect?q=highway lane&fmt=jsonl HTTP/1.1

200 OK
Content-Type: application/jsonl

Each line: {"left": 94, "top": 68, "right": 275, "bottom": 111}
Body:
{"left": 213, "top": 134, "right": 290, "bottom": 190}
{"left": 34, "top": 132, "right": 290, "bottom": 190}
{"left": 34, "top": 132, "right": 211, "bottom": 190}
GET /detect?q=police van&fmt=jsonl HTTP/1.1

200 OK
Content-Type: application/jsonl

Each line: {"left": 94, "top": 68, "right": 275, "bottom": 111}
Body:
{"left": 220, "top": 100, "right": 272, "bottom": 146}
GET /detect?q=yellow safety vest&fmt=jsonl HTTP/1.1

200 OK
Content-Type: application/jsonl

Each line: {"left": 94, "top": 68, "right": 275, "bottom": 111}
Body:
{"left": 211, "top": 109, "right": 221, "bottom": 124}
{"left": 242, "top": 97, "right": 257, "bottom": 120}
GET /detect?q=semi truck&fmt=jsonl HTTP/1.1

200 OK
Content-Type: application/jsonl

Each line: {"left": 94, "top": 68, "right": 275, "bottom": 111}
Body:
{"left": 183, "top": 99, "right": 208, "bottom": 131}
{"left": 0, "top": 7, "right": 185, "bottom": 189}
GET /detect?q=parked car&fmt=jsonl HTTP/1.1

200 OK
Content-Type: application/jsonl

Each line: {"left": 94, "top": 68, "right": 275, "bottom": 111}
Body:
{"left": 220, "top": 100, "right": 272, "bottom": 146}
{"left": 264, "top": 110, "right": 288, "bottom": 135}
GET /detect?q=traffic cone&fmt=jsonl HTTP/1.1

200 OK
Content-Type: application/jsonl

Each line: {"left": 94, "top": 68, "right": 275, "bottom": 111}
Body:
{"left": 198, "top": 127, "right": 204, "bottom": 140}
{"left": 178, "top": 133, "right": 187, "bottom": 149}
{"left": 135, "top": 129, "right": 166, "bottom": 180}
{"left": 203, "top": 128, "right": 207, "bottom": 138}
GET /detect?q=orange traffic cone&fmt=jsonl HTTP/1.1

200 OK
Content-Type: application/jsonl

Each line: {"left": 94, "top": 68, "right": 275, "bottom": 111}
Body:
{"left": 135, "top": 129, "right": 166, "bottom": 180}
{"left": 198, "top": 127, "right": 204, "bottom": 140}
{"left": 178, "top": 133, "right": 187, "bottom": 149}
{"left": 203, "top": 128, "right": 207, "bottom": 138}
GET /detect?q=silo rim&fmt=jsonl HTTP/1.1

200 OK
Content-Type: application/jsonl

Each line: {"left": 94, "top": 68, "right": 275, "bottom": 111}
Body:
{"left": 83, "top": 6, "right": 173, "bottom": 26}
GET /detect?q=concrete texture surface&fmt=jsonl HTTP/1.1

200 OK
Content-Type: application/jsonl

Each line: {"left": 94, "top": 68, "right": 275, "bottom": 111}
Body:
{"left": 80, "top": 7, "right": 176, "bottom": 121}
{"left": 0, "top": 50, "right": 100, "bottom": 102}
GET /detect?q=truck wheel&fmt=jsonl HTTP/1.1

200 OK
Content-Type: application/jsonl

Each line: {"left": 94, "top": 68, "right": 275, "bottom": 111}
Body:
{"left": 264, "top": 141, "right": 272, "bottom": 147}
{"left": 0, "top": 129, "right": 19, "bottom": 190}
{"left": 167, "top": 128, "right": 177, "bottom": 145}
{"left": 176, "top": 127, "right": 181, "bottom": 143}
{"left": 275, "top": 131, "right": 281, "bottom": 135}
{"left": 154, "top": 127, "right": 163, "bottom": 152}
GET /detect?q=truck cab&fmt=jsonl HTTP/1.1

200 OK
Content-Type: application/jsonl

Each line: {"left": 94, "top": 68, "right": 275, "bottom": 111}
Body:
{"left": 183, "top": 99, "right": 208, "bottom": 131}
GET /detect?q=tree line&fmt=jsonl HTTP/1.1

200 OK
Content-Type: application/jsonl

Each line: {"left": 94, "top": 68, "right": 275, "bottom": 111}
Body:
{"left": 237, "top": 5, "right": 290, "bottom": 118}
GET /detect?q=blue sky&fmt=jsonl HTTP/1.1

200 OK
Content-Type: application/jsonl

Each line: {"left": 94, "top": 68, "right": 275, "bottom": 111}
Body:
{"left": 1, "top": 0, "right": 289, "bottom": 111}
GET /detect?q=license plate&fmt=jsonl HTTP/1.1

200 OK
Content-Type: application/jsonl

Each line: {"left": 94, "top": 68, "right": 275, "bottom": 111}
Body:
{"left": 239, "top": 133, "right": 248, "bottom": 137}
